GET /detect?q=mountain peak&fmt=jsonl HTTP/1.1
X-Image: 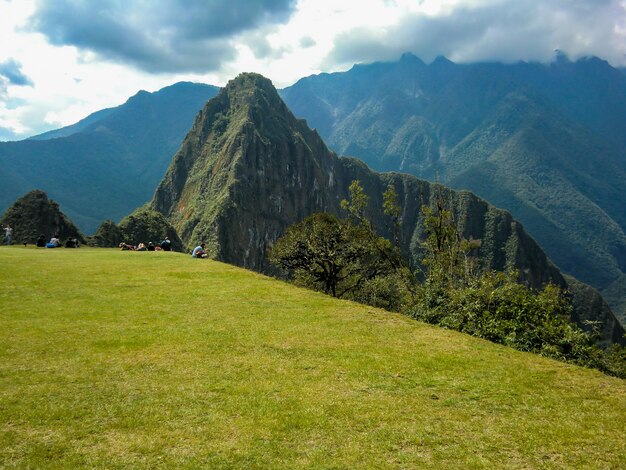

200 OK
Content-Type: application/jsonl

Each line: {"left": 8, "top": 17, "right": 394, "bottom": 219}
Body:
{"left": 151, "top": 72, "right": 336, "bottom": 257}
{"left": 399, "top": 52, "right": 426, "bottom": 66}
{"left": 430, "top": 55, "right": 455, "bottom": 67}
{"left": 225, "top": 72, "right": 276, "bottom": 92}
{"left": 221, "top": 72, "right": 287, "bottom": 118}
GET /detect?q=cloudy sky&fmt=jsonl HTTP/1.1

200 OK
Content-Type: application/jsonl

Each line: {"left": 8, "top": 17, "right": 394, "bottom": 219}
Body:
{"left": 1, "top": 0, "right": 626, "bottom": 141}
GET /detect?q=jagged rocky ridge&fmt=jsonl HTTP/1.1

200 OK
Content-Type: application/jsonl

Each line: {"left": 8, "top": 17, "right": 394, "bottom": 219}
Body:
{"left": 151, "top": 73, "right": 624, "bottom": 345}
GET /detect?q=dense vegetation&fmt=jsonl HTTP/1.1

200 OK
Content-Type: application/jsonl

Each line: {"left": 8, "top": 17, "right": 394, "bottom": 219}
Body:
{"left": 90, "top": 207, "right": 184, "bottom": 251}
{"left": 155, "top": 73, "right": 622, "bottom": 345}
{"left": 270, "top": 182, "right": 403, "bottom": 300}
{"left": 271, "top": 182, "right": 626, "bottom": 378}
{"left": 1, "top": 246, "right": 625, "bottom": 467}
{"left": 0, "top": 189, "right": 84, "bottom": 244}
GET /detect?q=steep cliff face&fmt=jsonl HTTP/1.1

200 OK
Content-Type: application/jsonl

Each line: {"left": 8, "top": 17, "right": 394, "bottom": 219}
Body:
{"left": 153, "top": 73, "right": 343, "bottom": 263}
{"left": 151, "top": 73, "right": 624, "bottom": 343}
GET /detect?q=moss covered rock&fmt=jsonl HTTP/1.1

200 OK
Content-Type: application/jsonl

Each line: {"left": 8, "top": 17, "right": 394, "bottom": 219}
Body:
{"left": 0, "top": 190, "right": 84, "bottom": 245}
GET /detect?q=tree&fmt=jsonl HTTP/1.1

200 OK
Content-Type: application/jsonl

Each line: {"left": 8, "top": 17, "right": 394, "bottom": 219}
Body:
{"left": 270, "top": 212, "right": 392, "bottom": 297}
{"left": 420, "top": 192, "right": 480, "bottom": 289}
{"left": 271, "top": 180, "right": 413, "bottom": 309}
{"left": 342, "top": 180, "right": 410, "bottom": 278}
{"left": 382, "top": 184, "right": 402, "bottom": 249}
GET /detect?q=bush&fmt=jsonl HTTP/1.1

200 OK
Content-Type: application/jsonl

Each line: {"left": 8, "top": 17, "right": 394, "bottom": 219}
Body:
{"left": 410, "top": 269, "right": 626, "bottom": 376}
{"left": 349, "top": 274, "right": 411, "bottom": 312}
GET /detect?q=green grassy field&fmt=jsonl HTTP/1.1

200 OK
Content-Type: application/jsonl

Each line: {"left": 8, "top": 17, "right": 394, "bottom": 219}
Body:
{"left": 1, "top": 246, "right": 625, "bottom": 468}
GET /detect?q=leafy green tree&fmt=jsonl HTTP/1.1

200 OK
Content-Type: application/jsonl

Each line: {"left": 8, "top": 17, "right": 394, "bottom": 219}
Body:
{"left": 342, "top": 180, "right": 416, "bottom": 307}
{"left": 270, "top": 212, "right": 393, "bottom": 298}
{"left": 271, "top": 181, "right": 407, "bottom": 303}
{"left": 341, "top": 180, "right": 370, "bottom": 224}
{"left": 420, "top": 193, "right": 480, "bottom": 289}
{"left": 343, "top": 181, "right": 413, "bottom": 282}
{"left": 383, "top": 184, "right": 402, "bottom": 249}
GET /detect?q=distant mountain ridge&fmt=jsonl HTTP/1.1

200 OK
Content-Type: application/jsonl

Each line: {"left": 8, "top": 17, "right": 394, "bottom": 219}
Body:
{"left": 0, "top": 82, "right": 219, "bottom": 233}
{"left": 148, "top": 73, "right": 624, "bottom": 345}
{"left": 28, "top": 107, "right": 117, "bottom": 141}
{"left": 279, "top": 53, "right": 626, "bottom": 323}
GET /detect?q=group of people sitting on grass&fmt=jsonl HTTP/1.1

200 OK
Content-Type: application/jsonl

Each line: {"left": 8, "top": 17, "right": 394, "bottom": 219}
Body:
{"left": 35, "top": 234, "right": 80, "bottom": 248}
{"left": 118, "top": 237, "right": 172, "bottom": 252}
{"left": 115, "top": 238, "right": 209, "bottom": 258}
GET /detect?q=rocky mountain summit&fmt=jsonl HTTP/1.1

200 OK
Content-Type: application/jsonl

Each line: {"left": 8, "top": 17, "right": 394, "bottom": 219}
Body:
{"left": 150, "top": 73, "right": 624, "bottom": 345}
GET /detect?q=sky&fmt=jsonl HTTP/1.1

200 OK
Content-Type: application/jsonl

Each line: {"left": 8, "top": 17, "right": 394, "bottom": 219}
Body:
{"left": 1, "top": 0, "right": 626, "bottom": 141}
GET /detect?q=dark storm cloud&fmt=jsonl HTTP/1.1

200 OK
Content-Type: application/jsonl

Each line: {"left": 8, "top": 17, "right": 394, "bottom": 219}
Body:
{"left": 326, "top": 0, "right": 626, "bottom": 67}
{"left": 0, "top": 59, "right": 33, "bottom": 87}
{"left": 29, "top": 0, "right": 298, "bottom": 73}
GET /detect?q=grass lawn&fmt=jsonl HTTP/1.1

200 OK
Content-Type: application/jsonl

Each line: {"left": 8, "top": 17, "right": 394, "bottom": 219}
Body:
{"left": 1, "top": 246, "right": 625, "bottom": 468}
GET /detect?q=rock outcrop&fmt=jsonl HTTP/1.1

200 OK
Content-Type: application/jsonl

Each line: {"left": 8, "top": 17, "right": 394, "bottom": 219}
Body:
{"left": 90, "top": 208, "right": 184, "bottom": 251}
{"left": 0, "top": 190, "right": 84, "bottom": 244}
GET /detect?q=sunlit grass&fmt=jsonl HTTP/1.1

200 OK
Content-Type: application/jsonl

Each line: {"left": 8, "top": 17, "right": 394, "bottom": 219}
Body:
{"left": 1, "top": 246, "right": 624, "bottom": 468}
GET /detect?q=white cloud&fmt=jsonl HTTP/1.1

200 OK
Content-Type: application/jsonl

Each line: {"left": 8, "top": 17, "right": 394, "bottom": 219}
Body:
{"left": 325, "top": 0, "right": 626, "bottom": 66}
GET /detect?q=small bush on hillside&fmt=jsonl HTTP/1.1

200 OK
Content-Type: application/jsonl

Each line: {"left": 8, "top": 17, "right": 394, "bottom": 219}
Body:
{"left": 350, "top": 273, "right": 412, "bottom": 312}
{"left": 411, "top": 271, "right": 606, "bottom": 369}
{"left": 600, "top": 344, "right": 626, "bottom": 378}
{"left": 89, "top": 220, "right": 123, "bottom": 247}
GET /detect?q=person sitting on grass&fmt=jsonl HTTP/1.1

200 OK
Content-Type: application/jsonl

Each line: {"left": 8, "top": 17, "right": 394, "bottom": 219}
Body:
{"left": 147, "top": 242, "right": 155, "bottom": 251}
{"left": 191, "top": 243, "right": 207, "bottom": 258}
{"left": 160, "top": 237, "right": 171, "bottom": 251}
{"left": 36, "top": 234, "right": 46, "bottom": 247}
{"left": 136, "top": 242, "right": 147, "bottom": 251}
{"left": 46, "top": 235, "right": 61, "bottom": 248}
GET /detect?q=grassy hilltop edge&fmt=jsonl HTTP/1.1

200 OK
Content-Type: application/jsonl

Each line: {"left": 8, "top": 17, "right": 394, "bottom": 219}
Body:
{"left": 1, "top": 246, "right": 625, "bottom": 468}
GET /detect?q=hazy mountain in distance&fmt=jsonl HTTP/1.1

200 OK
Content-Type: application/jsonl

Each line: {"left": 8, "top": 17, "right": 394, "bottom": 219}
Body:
{"left": 0, "top": 82, "right": 219, "bottom": 233}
